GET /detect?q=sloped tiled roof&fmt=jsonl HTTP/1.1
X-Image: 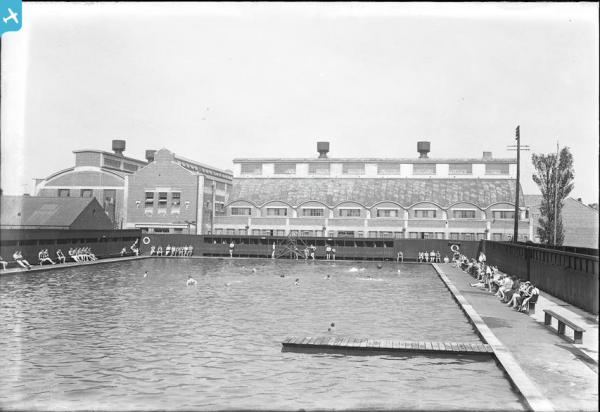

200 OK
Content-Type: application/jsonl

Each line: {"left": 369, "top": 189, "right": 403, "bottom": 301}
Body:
{"left": 0, "top": 196, "right": 95, "bottom": 228}
{"left": 230, "top": 178, "right": 523, "bottom": 208}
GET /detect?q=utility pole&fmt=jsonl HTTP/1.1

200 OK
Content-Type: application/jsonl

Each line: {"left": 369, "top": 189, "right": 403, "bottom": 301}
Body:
{"left": 553, "top": 141, "right": 559, "bottom": 245}
{"left": 507, "top": 126, "right": 529, "bottom": 242}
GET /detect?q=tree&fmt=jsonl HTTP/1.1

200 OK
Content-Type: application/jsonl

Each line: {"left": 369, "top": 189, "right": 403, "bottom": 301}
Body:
{"left": 531, "top": 147, "right": 574, "bottom": 245}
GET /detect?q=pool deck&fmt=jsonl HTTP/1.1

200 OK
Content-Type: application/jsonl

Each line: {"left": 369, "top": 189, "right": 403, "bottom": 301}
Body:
{"left": 433, "top": 263, "right": 598, "bottom": 412}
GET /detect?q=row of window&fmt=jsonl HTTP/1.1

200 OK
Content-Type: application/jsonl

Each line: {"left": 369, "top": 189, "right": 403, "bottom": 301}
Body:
{"left": 211, "top": 228, "right": 528, "bottom": 241}
{"left": 240, "top": 162, "right": 510, "bottom": 176}
{"left": 103, "top": 157, "right": 139, "bottom": 172}
{"left": 230, "top": 207, "right": 516, "bottom": 220}
{"left": 58, "top": 188, "right": 94, "bottom": 198}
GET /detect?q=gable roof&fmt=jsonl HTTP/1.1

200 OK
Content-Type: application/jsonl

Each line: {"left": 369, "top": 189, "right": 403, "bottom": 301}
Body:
{"left": 230, "top": 178, "right": 524, "bottom": 208}
{"left": 1, "top": 196, "right": 101, "bottom": 228}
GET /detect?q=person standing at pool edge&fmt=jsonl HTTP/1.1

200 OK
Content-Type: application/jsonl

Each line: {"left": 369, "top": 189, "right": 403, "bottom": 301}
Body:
{"left": 229, "top": 241, "right": 235, "bottom": 258}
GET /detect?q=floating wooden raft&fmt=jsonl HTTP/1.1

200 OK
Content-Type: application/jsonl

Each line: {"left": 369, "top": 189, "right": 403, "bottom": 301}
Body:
{"left": 282, "top": 336, "right": 493, "bottom": 354}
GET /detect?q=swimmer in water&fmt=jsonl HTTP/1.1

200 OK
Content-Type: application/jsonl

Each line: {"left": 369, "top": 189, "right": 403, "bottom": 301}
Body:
{"left": 186, "top": 275, "right": 197, "bottom": 286}
{"left": 328, "top": 322, "right": 335, "bottom": 332}
{"left": 377, "top": 263, "right": 383, "bottom": 269}
{"left": 252, "top": 268, "right": 257, "bottom": 273}
{"left": 280, "top": 274, "right": 285, "bottom": 278}
{"left": 143, "top": 271, "right": 148, "bottom": 278}
{"left": 294, "top": 278, "right": 300, "bottom": 286}
{"left": 324, "top": 274, "right": 331, "bottom": 280}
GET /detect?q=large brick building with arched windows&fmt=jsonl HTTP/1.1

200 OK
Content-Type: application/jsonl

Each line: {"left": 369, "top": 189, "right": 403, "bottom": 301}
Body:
{"left": 213, "top": 142, "right": 531, "bottom": 241}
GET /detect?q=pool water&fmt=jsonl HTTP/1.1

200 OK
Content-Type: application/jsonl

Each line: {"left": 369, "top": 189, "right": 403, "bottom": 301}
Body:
{"left": 0, "top": 258, "right": 525, "bottom": 410}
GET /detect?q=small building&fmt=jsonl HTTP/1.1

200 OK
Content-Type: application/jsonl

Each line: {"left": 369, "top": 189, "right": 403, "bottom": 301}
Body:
{"left": 1, "top": 195, "right": 114, "bottom": 230}
{"left": 33, "top": 140, "right": 148, "bottom": 228}
{"left": 123, "top": 148, "right": 233, "bottom": 234}
{"left": 524, "top": 195, "right": 599, "bottom": 249}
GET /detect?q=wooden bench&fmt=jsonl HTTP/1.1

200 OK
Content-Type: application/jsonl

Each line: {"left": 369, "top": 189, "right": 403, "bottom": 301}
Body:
{"left": 543, "top": 309, "right": 585, "bottom": 344}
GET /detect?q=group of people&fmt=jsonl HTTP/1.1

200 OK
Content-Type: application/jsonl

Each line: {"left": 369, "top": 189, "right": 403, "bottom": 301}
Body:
{"left": 418, "top": 250, "right": 441, "bottom": 263}
{"left": 69, "top": 247, "right": 97, "bottom": 262}
{"left": 0, "top": 251, "right": 32, "bottom": 270}
{"left": 464, "top": 252, "right": 540, "bottom": 313}
{"left": 149, "top": 244, "right": 194, "bottom": 257}
{"left": 0, "top": 247, "right": 99, "bottom": 270}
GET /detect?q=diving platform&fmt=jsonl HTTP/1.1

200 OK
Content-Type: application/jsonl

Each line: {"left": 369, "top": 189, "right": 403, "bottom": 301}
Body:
{"left": 281, "top": 336, "right": 493, "bottom": 355}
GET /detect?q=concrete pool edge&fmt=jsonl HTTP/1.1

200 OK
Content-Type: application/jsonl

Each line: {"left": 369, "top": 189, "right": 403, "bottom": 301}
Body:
{"left": 431, "top": 263, "right": 555, "bottom": 412}
{"left": 0, "top": 255, "right": 150, "bottom": 276}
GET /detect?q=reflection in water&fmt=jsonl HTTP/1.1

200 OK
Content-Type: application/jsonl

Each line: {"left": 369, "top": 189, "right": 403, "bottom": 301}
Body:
{"left": 0, "top": 259, "right": 525, "bottom": 410}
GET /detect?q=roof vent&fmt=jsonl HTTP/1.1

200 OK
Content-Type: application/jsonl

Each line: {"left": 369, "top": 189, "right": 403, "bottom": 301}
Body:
{"left": 317, "top": 141, "right": 329, "bottom": 158}
{"left": 417, "top": 141, "right": 430, "bottom": 158}
{"left": 145, "top": 150, "right": 156, "bottom": 163}
{"left": 112, "top": 140, "right": 126, "bottom": 156}
{"left": 483, "top": 151, "right": 493, "bottom": 160}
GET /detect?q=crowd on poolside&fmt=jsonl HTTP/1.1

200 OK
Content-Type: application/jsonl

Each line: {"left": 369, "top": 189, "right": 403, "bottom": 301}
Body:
{"left": 0, "top": 247, "right": 98, "bottom": 270}
{"left": 457, "top": 252, "right": 540, "bottom": 313}
{"left": 149, "top": 244, "right": 194, "bottom": 257}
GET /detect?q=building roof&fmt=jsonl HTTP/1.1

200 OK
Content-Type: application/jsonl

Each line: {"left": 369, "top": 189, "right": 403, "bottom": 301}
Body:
{"left": 1, "top": 196, "right": 102, "bottom": 228}
{"left": 233, "top": 157, "right": 516, "bottom": 164}
{"left": 230, "top": 178, "right": 524, "bottom": 208}
{"left": 72, "top": 149, "right": 147, "bottom": 166}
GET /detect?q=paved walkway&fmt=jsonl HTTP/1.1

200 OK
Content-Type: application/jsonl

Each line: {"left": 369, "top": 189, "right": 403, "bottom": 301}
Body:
{"left": 437, "top": 263, "right": 598, "bottom": 412}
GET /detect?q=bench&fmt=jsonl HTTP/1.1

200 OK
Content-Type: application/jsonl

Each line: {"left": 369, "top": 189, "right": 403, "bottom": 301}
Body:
{"left": 543, "top": 309, "right": 585, "bottom": 344}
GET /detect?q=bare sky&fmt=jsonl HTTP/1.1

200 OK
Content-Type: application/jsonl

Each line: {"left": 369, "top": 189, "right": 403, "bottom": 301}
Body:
{"left": 1, "top": 2, "right": 598, "bottom": 203}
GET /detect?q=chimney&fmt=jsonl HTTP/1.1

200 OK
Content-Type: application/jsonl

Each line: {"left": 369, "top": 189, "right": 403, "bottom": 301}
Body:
{"left": 317, "top": 141, "right": 329, "bottom": 158}
{"left": 112, "top": 140, "right": 126, "bottom": 156}
{"left": 483, "top": 151, "right": 493, "bottom": 160}
{"left": 145, "top": 150, "right": 156, "bottom": 163}
{"left": 417, "top": 141, "right": 430, "bottom": 158}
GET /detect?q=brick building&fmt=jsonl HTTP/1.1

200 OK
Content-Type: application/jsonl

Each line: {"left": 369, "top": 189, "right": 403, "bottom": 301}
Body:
{"left": 33, "top": 140, "right": 147, "bottom": 228}
{"left": 123, "top": 148, "right": 233, "bottom": 234}
{"left": 214, "top": 142, "right": 531, "bottom": 240}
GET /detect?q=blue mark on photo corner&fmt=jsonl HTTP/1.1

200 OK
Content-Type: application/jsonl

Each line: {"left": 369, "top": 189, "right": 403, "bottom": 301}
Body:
{"left": 1, "top": 0, "right": 22, "bottom": 36}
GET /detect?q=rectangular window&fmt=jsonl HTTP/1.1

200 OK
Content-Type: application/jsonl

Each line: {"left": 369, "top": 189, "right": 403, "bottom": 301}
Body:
{"left": 452, "top": 210, "right": 477, "bottom": 219}
{"left": 377, "top": 163, "right": 401, "bottom": 175}
{"left": 123, "top": 163, "right": 138, "bottom": 172}
{"left": 338, "top": 209, "right": 361, "bottom": 217}
{"left": 157, "top": 192, "right": 167, "bottom": 214}
{"left": 103, "top": 157, "right": 121, "bottom": 169}
{"left": 145, "top": 192, "right": 154, "bottom": 206}
{"left": 308, "top": 163, "right": 330, "bottom": 175}
{"left": 381, "top": 231, "right": 393, "bottom": 238}
{"left": 80, "top": 189, "right": 93, "bottom": 198}
{"left": 276, "top": 230, "right": 286, "bottom": 236}
{"left": 251, "top": 229, "right": 260, "bottom": 235}
{"left": 274, "top": 163, "right": 296, "bottom": 175}
{"left": 477, "top": 233, "right": 486, "bottom": 240}
{"left": 226, "top": 229, "right": 236, "bottom": 235}
{"left": 231, "top": 207, "right": 252, "bottom": 216}
{"left": 58, "top": 189, "right": 70, "bottom": 197}
{"left": 492, "top": 211, "right": 515, "bottom": 220}
{"left": 485, "top": 163, "right": 509, "bottom": 175}
{"left": 300, "top": 230, "right": 313, "bottom": 237}
{"left": 413, "top": 163, "right": 437, "bottom": 175}
{"left": 414, "top": 209, "right": 437, "bottom": 218}
{"left": 342, "top": 163, "right": 365, "bottom": 175}
{"left": 376, "top": 209, "right": 399, "bottom": 217}
{"left": 266, "top": 207, "right": 287, "bottom": 216}
{"left": 368, "top": 231, "right": 378, "bottom": 238}
{"left": 356, "top": 231, "right": 364, "bottom": 238}
{"left": 171, "top": 192, "right": 181, "bottom": 214}
{"left": 450, "top": 233, "right": 459, "bottom": 240}
{"left": 449, "top": 163, "right": 473, "bottom": 175}
{"left": 241, "top": 163, "right": 262, "bottom": 175}
{"left": 302, "top": 208, "right": 324, "bottom": 217}
{"left": 394, "top": 232, "right": 404, "bottom": 239}
{"left": 153, "top": 228, "right": 170, "bottom": 233}
{"left": 338, "top": 231, "right": 355, "bottom": 237}
{"left": 409, "top": 232, "right": 419, "bottom": 239}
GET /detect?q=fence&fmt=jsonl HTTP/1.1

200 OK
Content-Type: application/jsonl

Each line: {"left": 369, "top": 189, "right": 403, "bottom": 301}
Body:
{"left": 481, "top": 240, "right": 599, "bottom": 314}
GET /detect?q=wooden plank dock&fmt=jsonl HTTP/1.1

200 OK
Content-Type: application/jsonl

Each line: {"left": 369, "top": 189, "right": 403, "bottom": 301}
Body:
{"left": 282, "top": 336, "right": 493, "bottom": 355}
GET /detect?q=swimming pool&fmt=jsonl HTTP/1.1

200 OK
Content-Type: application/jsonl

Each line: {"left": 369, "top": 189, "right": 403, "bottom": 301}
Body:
{"left": 0, "top": 258, "right": 525, "bottom": 410}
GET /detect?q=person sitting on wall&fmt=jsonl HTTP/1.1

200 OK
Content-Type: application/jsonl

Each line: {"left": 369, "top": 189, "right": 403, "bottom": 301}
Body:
{"left": 0, "top": 256, "right": 8, "bottom": 270}
{"left": 39, "top": 249, "right": 55, "bottom": 265}
{"left": 68, "top": 248, "right": 79, "bottom": 262}
{"left": 56, "top": 249, "right": 66, "bottom": 264}
{"left": 149, "top": 246, "right": 156, "bottom": 256}
{"left": 503, "top": 276, "right": 521, "bottom": 304}
{"left": 497, "top": 275, "right": 513, "bottom": 302}
{"left": 309, "top": 244, "right": 316, "bottom": 260}
{"left": 188, "top": 245, "right": 194, "bottom": 256}
{"left": 120, "top": 247, "right": 127, "bottom": 257}
{"left": 430, "top": 250, "right": 436, "bottom": 262}
{"left": 182, "top": 245, "right": 188, "bottom": 256}
{"left": 130, "top": 240, "right": 140, "bottom": 256}
{"left": 478, "top": 251, "right": 487, "bottom": 264}
{"left": 443, "top": 255, "right": 450, "bottom": 263}
{"left": 325, "top": 244, "right": 331, "bottom": 260}
{"left": 229, "top": 241, "right": 235, "bottom": 258}
{"left": 417, "top": 252, "right": 422, "bottom": 263}
{"left": 508, "top": 280, "right": 530, "bottom": 309}
{"left": 165, "top": 244, "right": 171, "bottom": 256}
{"left": 86, "top": 247, "right": 97, "bottom": 261}
{"left": 12, "top": 250, "right": 31, "bottom": 269}
{"left": 303, "top": 247, "right": 309, "bottom": 260}
{"left": 436, "top": 251, "right": 441, "bottom": 263}
{"left": 331, "top": 247, "right": 336, "bottom": 261}
{"left": 396, "top": 251, "right": 403, "bottom": 262}
{"left": 156, "top": 246, "right": 163, "bottom": 256}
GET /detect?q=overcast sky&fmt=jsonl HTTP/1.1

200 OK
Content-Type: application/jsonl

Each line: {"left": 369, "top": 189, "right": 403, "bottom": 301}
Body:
{"left": 1, "top": 2, "right": 598, "bottom": 204}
